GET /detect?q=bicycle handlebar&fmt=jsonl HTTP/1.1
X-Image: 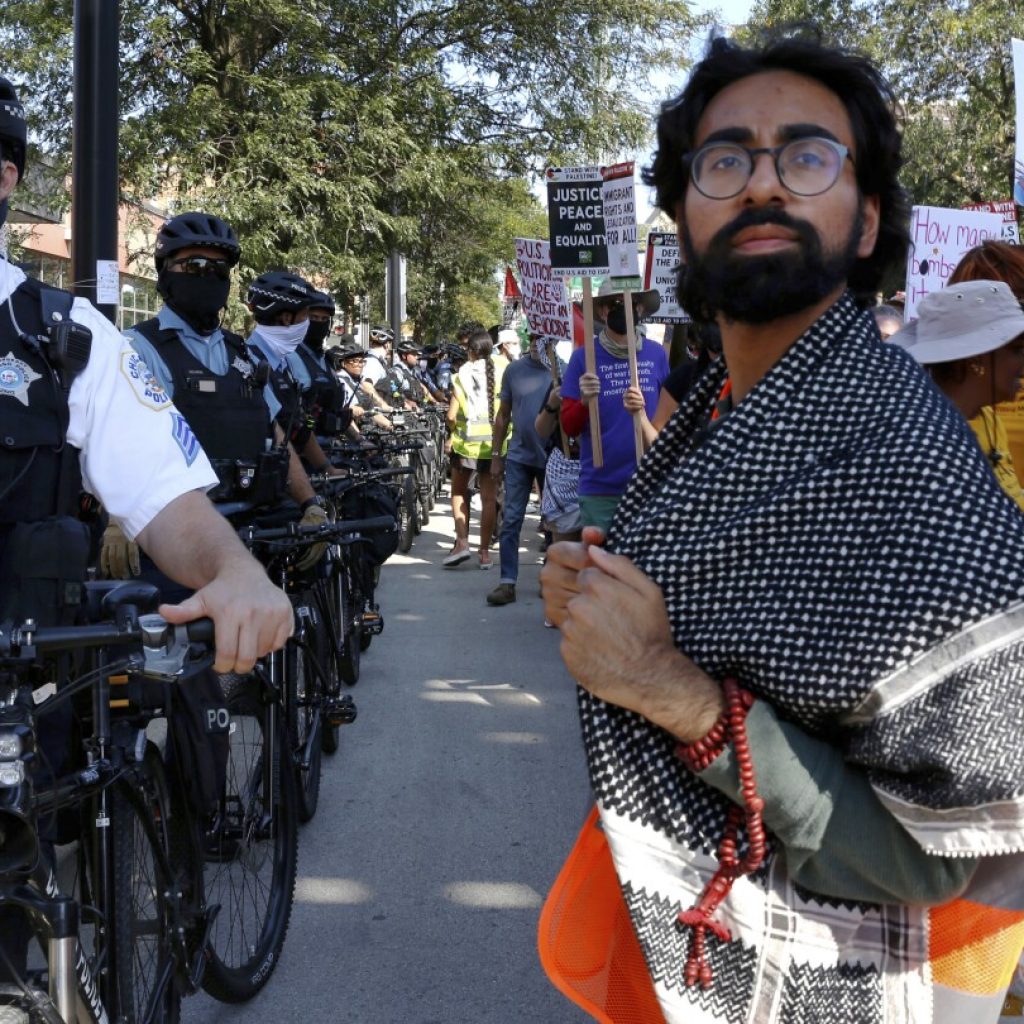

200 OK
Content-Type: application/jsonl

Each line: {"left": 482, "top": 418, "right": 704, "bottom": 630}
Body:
{"left": 239, "top": 513, "right": 396, "bottom": 546}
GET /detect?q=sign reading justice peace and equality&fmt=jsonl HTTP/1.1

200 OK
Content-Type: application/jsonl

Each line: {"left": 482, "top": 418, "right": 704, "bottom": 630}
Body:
{"left": 600, "top": 162, "right": 639, "bottom": 278}
{"left": 513, "top": 238, "right": 574, "bottom": 342}
{"left": 904, "top": 205, "right": 1004, "bottom": 320}
{"left": 545, "top": 165, "right": 610, "bottom": 276}
{"left": 643, "top": 232, "right": 690, "bottom": 324}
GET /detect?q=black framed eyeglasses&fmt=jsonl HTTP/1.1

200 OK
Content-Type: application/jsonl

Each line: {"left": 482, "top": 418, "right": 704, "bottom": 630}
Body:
{"left": 685, "top": 137, "right": 852, "bottom": 200}
{"left": 167, "top": 255, "right": 233, "bottom": 280}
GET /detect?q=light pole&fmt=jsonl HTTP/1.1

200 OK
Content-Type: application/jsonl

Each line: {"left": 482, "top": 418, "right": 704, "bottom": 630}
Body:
{"left": 72, "top": 0, "right": 119, "bottom": 324}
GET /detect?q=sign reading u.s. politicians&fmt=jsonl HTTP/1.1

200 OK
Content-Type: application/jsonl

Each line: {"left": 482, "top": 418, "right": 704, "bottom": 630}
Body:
{"left": 545, "top": 165, "right": 609, "bottom": 277}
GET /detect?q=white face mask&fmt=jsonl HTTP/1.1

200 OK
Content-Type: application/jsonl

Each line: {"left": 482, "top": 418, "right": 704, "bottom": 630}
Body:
{"left": 256, "top": 320, "right": 309, "bottom": 360}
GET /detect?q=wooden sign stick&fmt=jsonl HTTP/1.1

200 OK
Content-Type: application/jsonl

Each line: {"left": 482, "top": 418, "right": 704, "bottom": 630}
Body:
{"left": 582, "top": 277, "right": 603, "bottom": 468}
{"left": 623, "top": 289, "right": 644, "bottom": 464}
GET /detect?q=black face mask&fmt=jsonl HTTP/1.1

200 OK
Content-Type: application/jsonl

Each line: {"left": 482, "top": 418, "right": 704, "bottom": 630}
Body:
{"left": 305, "top": 319, "right": 331, "bottom": 354}
{"left": 606, "top": 303, "right": 636, "bottom": 336}
{"left": 157, "top": 270, "right": 230, "bottom": 335}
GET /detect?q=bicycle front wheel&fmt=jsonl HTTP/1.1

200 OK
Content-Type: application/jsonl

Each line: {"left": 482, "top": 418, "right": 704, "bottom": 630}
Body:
{"left": 201, "top": 681, "right": 298, "bottom": 1003}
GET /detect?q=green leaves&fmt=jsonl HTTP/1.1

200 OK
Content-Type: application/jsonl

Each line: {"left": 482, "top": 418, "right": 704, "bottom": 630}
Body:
{"left": 0, "top": 0, "right": 699, "bottom": 333}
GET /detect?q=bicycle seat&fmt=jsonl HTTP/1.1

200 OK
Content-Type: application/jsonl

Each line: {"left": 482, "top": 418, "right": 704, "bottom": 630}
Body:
{"left": 84, "top": 580, "right": 162, "bottom": 623}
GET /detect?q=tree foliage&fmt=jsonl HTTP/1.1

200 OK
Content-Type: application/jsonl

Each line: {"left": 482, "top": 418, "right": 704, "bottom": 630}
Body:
{"left": 0, "top": 0, "right": 700, "bottom": 336}
{"left": 744, "top": 0, "right": 1023, "bottom": 209}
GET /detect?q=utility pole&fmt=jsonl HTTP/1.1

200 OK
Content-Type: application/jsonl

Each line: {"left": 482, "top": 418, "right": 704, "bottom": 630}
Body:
{"left": 72, "top": 0, "right": 119, "bottom": 324}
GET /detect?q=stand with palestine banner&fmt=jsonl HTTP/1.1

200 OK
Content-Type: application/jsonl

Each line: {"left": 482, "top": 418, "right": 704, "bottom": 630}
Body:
{"left": 546, "top": 161, "right": 645, "bottom": 465}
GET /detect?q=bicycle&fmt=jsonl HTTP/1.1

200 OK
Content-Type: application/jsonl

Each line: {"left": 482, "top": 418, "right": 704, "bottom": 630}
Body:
{"left": 0, "top": 585, "right": 216, "bottom": 1024}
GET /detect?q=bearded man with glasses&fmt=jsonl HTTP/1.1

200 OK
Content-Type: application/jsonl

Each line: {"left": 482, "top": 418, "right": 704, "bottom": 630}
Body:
{"left": 542, "top": 30, "right": 1024, "bottom": 1024}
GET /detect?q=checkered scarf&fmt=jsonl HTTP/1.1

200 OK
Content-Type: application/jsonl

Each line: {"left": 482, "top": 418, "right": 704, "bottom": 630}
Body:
{"left": 582, "top": 292, "right": 1024, "bottom": 1023}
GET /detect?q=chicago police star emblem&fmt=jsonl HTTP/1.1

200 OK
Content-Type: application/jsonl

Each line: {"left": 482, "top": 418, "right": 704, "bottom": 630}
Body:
{"left": 0, "top": 352, "right": 42, "bottom": 406}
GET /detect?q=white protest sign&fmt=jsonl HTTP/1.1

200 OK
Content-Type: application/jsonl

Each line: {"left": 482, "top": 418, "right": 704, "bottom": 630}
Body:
{"left": 642, "top": 232, "right": 689, "bottom": 324}
{"left": 963, "top": 199, "right": 1020, "bottom": 244}
{"left": 513, "top": 238, "right": 573, "bottom": 342}
{"left": 905, "top": 205, "right": 1004, "bottom": 320}
{"left": 600, "top": 162, "right": 639, "bottom": 278}
{"left": 1014, "top": 39, "right": 1024, "bottom": 206}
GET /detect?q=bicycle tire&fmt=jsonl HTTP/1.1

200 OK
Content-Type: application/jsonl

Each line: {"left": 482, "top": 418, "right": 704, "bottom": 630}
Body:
{"left": 108, "top": 767, "right": 181, "bottom": 1024}
{"left": 290, "top": 636, "right": 323, "bottom": 824}
{"left": 399, "top": 475, "right": 416, "bottom": 552}
{"left": 336, "top": 562, "right": 361, "bottom": 686}
{"left": 313, "top": 581, "right": 342, "bottom": 753}
{"left": 201, "top": 682, "right": 298, "bottom": 1003}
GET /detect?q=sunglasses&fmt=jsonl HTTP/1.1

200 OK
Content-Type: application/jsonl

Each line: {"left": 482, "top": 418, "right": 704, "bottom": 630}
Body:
{"left": 167, "top": 255, "right": 233, "bottom": 280}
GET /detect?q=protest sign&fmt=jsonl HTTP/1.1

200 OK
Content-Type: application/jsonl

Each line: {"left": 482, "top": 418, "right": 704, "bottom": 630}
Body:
{"left": 905, "top": 205, "right": 1004, "bottom": 320}
{"left": 546, "top": 165, "right": 609, "bottom": 276}
{"left": 963, "top": 200, "right": 1020, "bottom": 244}
{"left": 513, "top": 238, "right": 573, "bottom": 342}
{"left": 643, "top": 232, "right": 689, "bottom": 324}
{"left": 1014, "top": 39, "right": 1024, "bottom": 206}
{"left": 600, "top": 162, "right": 639, "bottom": 278}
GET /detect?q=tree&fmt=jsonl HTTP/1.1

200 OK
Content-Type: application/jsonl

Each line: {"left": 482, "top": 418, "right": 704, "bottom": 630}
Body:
{"left": 0, "top": 0, "right": 702, "bottom": 336}
{"left": 744, "top": 0, "right": 1024, "bottom": 208}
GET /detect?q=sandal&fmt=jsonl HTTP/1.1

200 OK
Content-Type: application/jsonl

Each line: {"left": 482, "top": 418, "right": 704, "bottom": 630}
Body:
{"left": 478, "top": 551, "right": 493, "bottom": 570}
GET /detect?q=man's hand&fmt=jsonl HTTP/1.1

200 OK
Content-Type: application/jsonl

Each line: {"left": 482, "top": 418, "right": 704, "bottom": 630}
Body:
{"left": 622, "top": 385, "right": 647, "bottom": 415}
{"left": 546, "top": 534, "right": 725, "bottom": 742}
{"left": 489, "top": 453, "right": 504, "bottom": 479}
{"left": 579, "top": 372, "right": 601, "bottom": 404}
{"left": 540, "top": 526, "right": 605, "bottom": 627}
{"left": 296, "top": 503, "right": 329, "bottom": 571}
{"left": 160, "top": 557, "right": 293, "bottom": 674}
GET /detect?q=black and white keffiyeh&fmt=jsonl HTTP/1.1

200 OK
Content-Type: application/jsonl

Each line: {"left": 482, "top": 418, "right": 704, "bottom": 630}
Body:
{"left": 585, "top": 292, "right": 1024, "bottom": 1024}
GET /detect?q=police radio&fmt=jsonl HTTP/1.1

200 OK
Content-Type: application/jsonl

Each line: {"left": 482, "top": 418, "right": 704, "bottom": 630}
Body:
{"left": 45, "top": 319, "right": 92, "bottom": 388}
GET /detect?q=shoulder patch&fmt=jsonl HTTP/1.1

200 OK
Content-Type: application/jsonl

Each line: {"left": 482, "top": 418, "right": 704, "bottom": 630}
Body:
{"left": 0, "top": 351, "right": 43, "bottom": 406}
{"left": 170, "top": 412, "right": 202, "bottom": 467}
{"left": 119, "top": 350, "right": 172, "bottom": 411}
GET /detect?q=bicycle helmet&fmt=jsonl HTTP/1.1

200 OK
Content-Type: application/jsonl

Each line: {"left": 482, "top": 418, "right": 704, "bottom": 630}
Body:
{"left": 309, "top": 288, "right": 335, "bottom": 313}
{"left": 246, "top": 270, "right": 315, "bottom": 322}
{"left": 369, "top": 325, "right": 394, "bottom": 345}
{"left": 154, "top": 211, "right": 241, "bottom": 270}
{"left": 396, "top": 340, "right": 420, "bottom": 356}
{"left": 0, "top": 77, "right": 26, "bottom": 182}
{"left": 328, "top": 339, "right": 366, "bottom": 365}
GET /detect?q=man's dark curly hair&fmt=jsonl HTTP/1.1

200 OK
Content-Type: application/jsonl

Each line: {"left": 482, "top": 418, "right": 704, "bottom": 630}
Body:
{"left": 642, "top": 32, "right": 910, "bottom": 303}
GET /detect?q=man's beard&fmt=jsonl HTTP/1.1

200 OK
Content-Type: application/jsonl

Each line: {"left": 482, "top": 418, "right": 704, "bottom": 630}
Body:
{"left": 677, "top": 205, "right": 864, "bottom": 325}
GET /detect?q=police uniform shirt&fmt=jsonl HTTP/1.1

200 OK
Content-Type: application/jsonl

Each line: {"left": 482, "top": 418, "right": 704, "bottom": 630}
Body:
{"left": 243, "top": 330, "right": 285, "bottom": 421}
{"left": 0, "top": 259, "right": 218, "bottom": 538}
{"left": 285, "top": 348, "right": 312, "bottom": 390}
{"left": 335, "top": 367, "right": 360, "bottom": 407}
{"left": 361, "top": 347, "right": 388, "bottom": 385}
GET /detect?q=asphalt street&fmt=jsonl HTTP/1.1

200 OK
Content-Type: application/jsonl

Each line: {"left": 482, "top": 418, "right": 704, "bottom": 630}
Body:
{"left": 184, "top": 490, "right": 594, "bottom": 1024}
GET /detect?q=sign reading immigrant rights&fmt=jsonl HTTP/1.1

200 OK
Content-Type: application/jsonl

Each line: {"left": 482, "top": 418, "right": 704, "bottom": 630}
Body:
{"left": 905, "top": 205, "right": 1004, "bottom": 320}
{"left": 513, "top": 238, "right": 574, "bottom": 342}
{"left": 545, "top": 165, "right": 609, "bottom": 276}
{"left": 643, "top": 232, "right": 689, "bottom": 324}
{"left": 600, "top": 162, "right": 639, "bottom": 278}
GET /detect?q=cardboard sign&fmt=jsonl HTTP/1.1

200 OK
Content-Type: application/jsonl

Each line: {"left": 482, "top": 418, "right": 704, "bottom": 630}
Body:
{"left": 545, "top": 165, "right": 609, "bottom": 276}
{"left": 962, "top": 200, "right": 1020, "bottom": 244}
{"left": 600, "top": 162, "right": 639, "bottom": 278}
{"left": 642, "top": 232, "right": 689, "bottom": 324}
{"left": 905, "top": 205, "right": 1004, "bottom": 319}
{"left": 513, "top": 238, "right": 574, "bottom": 342}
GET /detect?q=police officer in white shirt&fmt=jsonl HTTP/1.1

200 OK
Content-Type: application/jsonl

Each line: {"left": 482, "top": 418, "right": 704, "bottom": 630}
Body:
{"left": 0, "top": 76, "right": 292, "bottom": 672}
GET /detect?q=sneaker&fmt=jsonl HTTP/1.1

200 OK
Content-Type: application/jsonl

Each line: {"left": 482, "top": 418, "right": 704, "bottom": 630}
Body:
{"left": 486, "top": 583, "right": 516, "bottom": 606}
{"left": 443, "top": 548, "right": 471, "bottom": 568}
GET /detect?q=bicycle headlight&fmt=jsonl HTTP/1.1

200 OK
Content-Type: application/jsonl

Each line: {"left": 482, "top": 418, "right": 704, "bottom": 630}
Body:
{"left": 0, "top": 761, "right": 23, "bottom": 786}
{"left": 0, "top": 729, "right": 22, "bottom": 760}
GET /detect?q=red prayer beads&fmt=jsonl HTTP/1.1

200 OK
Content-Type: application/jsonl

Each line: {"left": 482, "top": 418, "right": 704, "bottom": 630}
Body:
{"left": 674, "top": 678, "right": 763, "bottom": 990}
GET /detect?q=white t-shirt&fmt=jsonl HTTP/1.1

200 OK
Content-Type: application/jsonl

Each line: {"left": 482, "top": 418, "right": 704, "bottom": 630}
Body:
{"left": 361, "top": 348, "right": 389, "bottom": 385}
{"left": 0, "top": 260, "right": 218, "bottom": 539}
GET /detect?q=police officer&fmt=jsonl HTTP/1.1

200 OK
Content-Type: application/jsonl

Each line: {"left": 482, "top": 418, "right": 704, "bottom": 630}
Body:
{"left": 121, "top": 220, "right": 327, "bottom": 573}
{"left": 328, "top": 338, "right": 395, "bottom": 432}
{"left": 285, "top": 289, "right": 355, "bottom": 441}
